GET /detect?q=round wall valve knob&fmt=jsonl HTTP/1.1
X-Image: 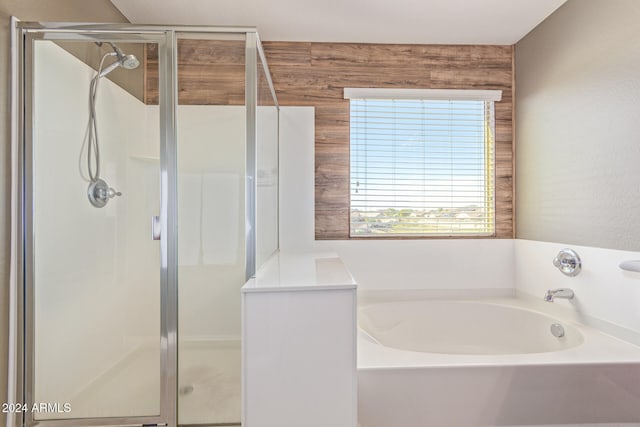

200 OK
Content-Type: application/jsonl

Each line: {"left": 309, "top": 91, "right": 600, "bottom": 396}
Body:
{"left": 553, "top": 248, "right": 581, "bottom": 277}
{"left": 87, "top": 179, "right": 122, "bottom": 208}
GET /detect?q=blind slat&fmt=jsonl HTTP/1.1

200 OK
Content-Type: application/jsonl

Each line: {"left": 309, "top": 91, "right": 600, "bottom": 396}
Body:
{"left": 350, "top": 98, "right": 495, "bottom": 237}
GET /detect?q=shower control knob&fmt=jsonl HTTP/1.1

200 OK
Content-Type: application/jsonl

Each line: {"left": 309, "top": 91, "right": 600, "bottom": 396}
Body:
{"left": 87, "top": 179, "right": 122, "bottom": 208}
{"left": 107, "top": 187, "right": 122, "bottom": 198}
{"left": 553, "top": 248, "right": 581, "bottom": 276}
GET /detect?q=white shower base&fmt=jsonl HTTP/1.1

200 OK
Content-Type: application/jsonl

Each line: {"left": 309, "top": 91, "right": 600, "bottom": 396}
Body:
{"left": 178, "top": 340, "right": 241, "bottom": 425}
{"left": 60, "top": 339, "right": 240, "bottom": 425}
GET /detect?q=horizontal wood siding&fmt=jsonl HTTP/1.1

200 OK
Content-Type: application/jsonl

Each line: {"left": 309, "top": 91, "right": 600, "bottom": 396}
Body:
{"left": 262, "top": 42, "right": 514, "bottom": 239}
{"left": 145, "top": 39, "right": 246, "bottom": 105}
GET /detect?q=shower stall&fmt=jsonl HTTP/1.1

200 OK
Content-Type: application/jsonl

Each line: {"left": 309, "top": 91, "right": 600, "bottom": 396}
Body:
{"left": 11, "top": 22, "right": 279, "bottom": 427}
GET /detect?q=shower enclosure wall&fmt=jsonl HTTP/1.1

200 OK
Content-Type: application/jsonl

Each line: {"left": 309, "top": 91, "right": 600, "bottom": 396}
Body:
{"left": 12, "top": 23, "right": 279, "bottom": 427}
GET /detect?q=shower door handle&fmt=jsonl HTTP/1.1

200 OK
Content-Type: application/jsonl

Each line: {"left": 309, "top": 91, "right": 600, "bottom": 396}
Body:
{"left": 151, "top": 215, "right": 161, "bottom": 240}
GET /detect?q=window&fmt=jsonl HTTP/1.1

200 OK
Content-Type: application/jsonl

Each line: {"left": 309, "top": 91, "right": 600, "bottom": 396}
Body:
{"left": 346, "top": 88, "right": 501, "bottom": 237}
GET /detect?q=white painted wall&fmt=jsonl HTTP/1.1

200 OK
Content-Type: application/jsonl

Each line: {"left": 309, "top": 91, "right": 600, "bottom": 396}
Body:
{"left": 515, "top": 0, "right": 640, "bottom": 251}
{"left": 278, "top": 107, "right": 515, "bottom": 292}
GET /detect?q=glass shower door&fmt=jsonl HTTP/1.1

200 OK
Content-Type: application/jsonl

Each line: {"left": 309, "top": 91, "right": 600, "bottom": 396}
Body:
{"left": 21, "top": 27, "right": 176, "bottom": 427}
{"left": 175, "top": 33, "right": 246, "bottom": 426}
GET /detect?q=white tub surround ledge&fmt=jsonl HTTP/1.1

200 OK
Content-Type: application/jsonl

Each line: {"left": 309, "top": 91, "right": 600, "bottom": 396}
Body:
{"left": 241, "top": 251, "right": 357, "bottom": 427}
{"left": 242, "top": 251, "right": 356, "bottom": 292}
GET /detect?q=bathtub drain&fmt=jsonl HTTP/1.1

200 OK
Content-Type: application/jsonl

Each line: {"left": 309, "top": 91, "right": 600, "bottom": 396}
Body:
{"left": 550, "top": 323, "right": 565, "bottom": 338}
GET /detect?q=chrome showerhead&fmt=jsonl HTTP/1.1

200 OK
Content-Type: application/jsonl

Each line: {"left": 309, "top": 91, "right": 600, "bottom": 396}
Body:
{"left": 121, "top": 54, "right": 140, "bottom": 70}
{"left": 97, "top": 43, "right": 140, "bottom": 78}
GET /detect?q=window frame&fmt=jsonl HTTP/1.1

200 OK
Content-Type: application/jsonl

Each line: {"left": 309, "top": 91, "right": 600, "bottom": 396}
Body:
{"left": 345, "top": 88, "right": 502, "bottom": 238}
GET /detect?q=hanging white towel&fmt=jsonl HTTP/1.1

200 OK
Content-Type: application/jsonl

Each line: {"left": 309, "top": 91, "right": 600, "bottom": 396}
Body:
{"left": 202, "top": 173, "right": 241, "bottom": 265}
{"left": 178, "top": 173, "right": 202, "bottom": 266}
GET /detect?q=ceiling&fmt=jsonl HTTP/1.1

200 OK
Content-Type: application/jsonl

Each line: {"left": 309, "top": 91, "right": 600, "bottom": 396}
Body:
{"left": 110, "top": 0, "right": 567, "bottom": 45}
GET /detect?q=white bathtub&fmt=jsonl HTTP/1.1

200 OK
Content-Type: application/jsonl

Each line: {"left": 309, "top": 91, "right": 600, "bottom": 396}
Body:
{"left": 360, "top": 299, "right": 584, "bottom": 355}
{"left": 358, "top": 296, "right": 640, "bottom": 427}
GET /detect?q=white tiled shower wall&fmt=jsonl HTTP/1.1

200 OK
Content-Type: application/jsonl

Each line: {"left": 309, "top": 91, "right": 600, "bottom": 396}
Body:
{"left": 278, "top": 107, "right": 640, "bottom": 336}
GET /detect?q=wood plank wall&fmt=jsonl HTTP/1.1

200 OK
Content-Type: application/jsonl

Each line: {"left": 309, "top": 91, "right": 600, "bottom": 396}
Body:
{"left": 145, "top": 41, "right": 514, "bottom": 239}
{"left": 145, "top": 40, "right": 246, "bottom": 105}
{"left": 262, "top": 42, "right": 514, "bottom": 239}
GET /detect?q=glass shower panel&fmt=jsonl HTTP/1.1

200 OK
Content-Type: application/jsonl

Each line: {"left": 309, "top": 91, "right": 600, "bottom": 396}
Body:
{"left": 176, "top": 34, "right": 246, "bottom": 426}
{"left": 256, "top": 48, "right": 279, "bottom": 268}
{"left": 31, "top": 39, "right": 161, "bottom": 420}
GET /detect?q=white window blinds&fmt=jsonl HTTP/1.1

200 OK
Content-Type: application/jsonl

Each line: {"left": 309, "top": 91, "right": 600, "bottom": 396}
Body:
{"left": 349, "top": 93, "right": 497, "bottom": 237}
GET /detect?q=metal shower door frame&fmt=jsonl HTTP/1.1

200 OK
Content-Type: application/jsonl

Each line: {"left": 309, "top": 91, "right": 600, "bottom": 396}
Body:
{"left": 14, "top": 23, "right": 178, "bottom": 427}
{"left": 13, "top": 21, "right": 274, "bottom": 427}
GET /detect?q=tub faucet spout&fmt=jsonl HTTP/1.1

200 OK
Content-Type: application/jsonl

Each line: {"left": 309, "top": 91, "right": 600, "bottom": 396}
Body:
{"left": 544, "top": 288, "right": 574, "bottom": 302}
